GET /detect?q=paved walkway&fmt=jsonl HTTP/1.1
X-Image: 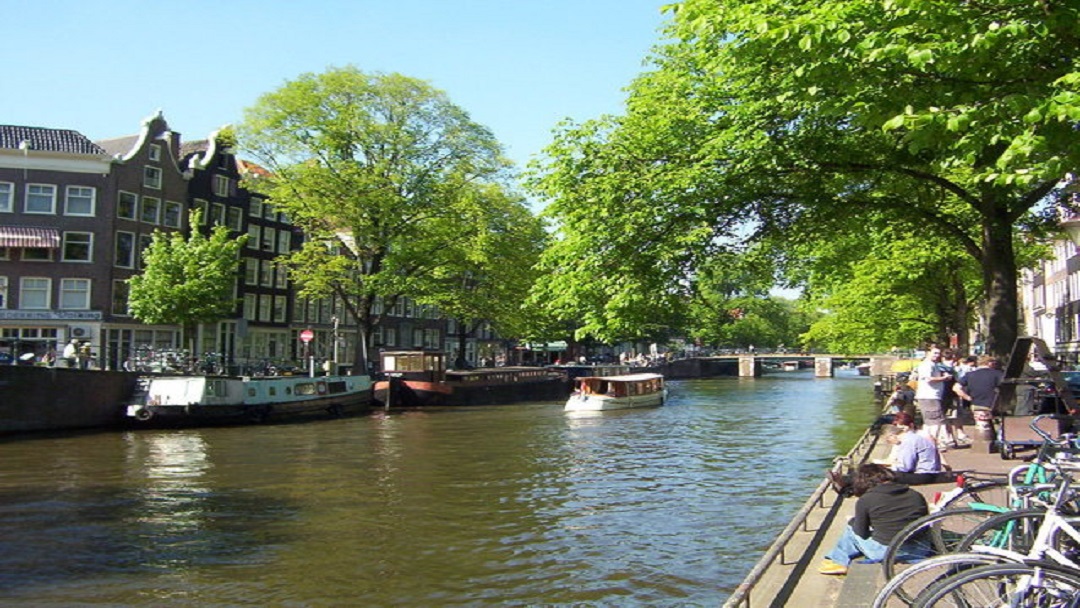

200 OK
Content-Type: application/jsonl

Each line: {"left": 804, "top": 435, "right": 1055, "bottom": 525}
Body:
{"left": 732, "top": 416, "right": 1052, "bottom": 607}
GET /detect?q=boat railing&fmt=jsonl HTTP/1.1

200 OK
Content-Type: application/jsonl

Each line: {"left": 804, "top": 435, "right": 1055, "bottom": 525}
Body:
{"left": 722, "top": 422, "right": 882, "bottom": 608}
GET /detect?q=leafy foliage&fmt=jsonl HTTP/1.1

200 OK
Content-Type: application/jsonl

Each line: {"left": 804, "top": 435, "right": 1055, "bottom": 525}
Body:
{"left": 128, "top": 209, "right": 246, "bottom": 331}
{"left": 238, "top": 67, "right": 524, "bottom": 369}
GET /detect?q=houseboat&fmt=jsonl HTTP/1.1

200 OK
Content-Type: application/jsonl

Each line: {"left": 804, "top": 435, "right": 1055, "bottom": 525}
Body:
{"left": 374, "top": 350, "right": 568, "bottom": 407}
{"left": 124, "top": 373, "right": 373, "bottom": 426}
{"left": 564, "top": 373, "right": 666, "bottom": 412}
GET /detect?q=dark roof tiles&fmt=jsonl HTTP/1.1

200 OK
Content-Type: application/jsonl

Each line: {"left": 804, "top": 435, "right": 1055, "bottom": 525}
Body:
{"left": 0, "top": 125, "right": 108, "bottom": 155}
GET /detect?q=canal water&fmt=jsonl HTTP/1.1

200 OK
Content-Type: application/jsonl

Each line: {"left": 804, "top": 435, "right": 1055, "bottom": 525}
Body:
{"left": 0, "top": 369, "right": 879, "bottom": 606}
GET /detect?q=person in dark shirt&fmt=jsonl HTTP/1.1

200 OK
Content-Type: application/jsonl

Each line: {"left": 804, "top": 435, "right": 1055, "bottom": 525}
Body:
{"left": 954, "top": 356, "right": 1004, "bottom": 441}
{"left": 819, "top": 464, "right": 928, "bottom": 575}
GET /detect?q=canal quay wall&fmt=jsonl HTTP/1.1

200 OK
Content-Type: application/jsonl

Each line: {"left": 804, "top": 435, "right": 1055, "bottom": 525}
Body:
{"left": 724, "top": 421, "right": 1023, "bottom": 607}
{"left": 0, "top": 365, "right": 139, "bottom": 434}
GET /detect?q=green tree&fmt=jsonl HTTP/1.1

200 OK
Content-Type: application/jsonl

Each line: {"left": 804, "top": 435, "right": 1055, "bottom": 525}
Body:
{"left": 127, "top": 209, "right": 247, "bottom": 349}
{"left": 421, "top": 183, "right": 548, "bottom": 368}
{"left": 238, "top": 67, "right": 511, "bottom": 371}
{"left": 529, "top": 0, "right": 1080, "bottom": 357}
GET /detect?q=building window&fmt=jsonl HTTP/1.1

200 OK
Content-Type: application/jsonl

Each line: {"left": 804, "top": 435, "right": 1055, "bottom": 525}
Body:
{"left": 0, "top": 276, "right": 6, "bottom": 308}
{"left": 143, "top": 166, "right": 162, "bottom": 189}
{"left": 260, "top": 260, "right": 273, "bottom": 287}
{"left": 213, "top": 175, "right": 231, "bottom": 197}
{"left": 211, "top": 202, "right": 225, "bottom": 226}
{"left": 413, "top": 329, "right": 423, "bottom": 348}
{"left": 149, "top": 144, "right": 161, "bottom": 162}
{"left": 250, "top": 198, "right": 263, "bottom": 217}
{"left": 245, "top": 258, "right": 258, "bottom": 285}
{"left": 163, "top": 201, "right": 182, "bottom": 228}
{"left": 118, "top": 191, "right": 137, "bottom": 219}
{"left": 25, "top": 184, "right": 56, "bottom": 214}
{"left": 22, "top": 247, "right": 52, "bottom": 261}
{"left": 138, "top": 234, "right": 153, "bottom": 268}
{"left": 19, "top": 277, "right": 50, "bottom": 309}
{"left": 247, "top": 224, "right": 260, "bottom": 249}
{"left": 277, "top": 229, "right": 291, "bottom": 253}
{"left": 112, "top": 280, "right": 130, "bottom": 316}
{"left": 263, "top": 204, "right": 276, "bottom": 220}
{"left": 63, "top": 232, "right": 93, "bottom": 262}
{"left": 60, "top": 278, "right": 91, "bottom": 309}
{"left": 0, "top": 182, "right": 12, "bottom": 212}
{"left": 227, "top": 207, "right": 243, "bottom": 231}
{"left": 385, "top": 328, "right": 396, "bottom": 347}
{"left": 259, "top": 294, "right": 272, "bottom": 322}
{"left": 275, "top": 263, "right": 288, "bottom": 288}
{"left": 141, "top": 197, "right": 161, "bottom": 224}
{"left": 64, "top": 186, "right": 96, "bottom": 216}
{"left": 273, "top": 296, "right": 286, "bottom": 323}
{"left": 262, "top": 227, "right": 276, "bottom": 251}
{"left": 115, "top": 231, "right": 135, "bottom": 268}
{"left": 243, "top": 294, "right": 256, "bottom": 320}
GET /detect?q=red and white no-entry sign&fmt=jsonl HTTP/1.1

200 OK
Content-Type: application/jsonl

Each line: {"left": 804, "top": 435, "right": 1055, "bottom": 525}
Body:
{"left": 299, "top": 329, "right": 314, "bottom": 343}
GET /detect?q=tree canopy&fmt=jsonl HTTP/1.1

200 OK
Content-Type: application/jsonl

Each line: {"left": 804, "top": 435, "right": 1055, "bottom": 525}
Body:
{"left": 127, "top": 209, "right": 247, "bottom": 343}
{"left": 238, "top": 66, "right": 531, "bottom": 370}
{"left": 527, "top": 0, "right": 1080, "bottom": 356}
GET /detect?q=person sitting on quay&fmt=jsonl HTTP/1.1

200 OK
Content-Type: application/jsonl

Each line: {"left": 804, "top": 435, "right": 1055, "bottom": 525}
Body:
{"left": 881, "top": 412, "right": 950, "bottom": 485}
{"left": 819, "top": 464, "right": 929, "bottom": 576}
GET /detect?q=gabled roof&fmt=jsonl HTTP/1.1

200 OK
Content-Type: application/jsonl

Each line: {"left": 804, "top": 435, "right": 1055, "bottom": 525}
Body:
{"left": 95, "top": 135, "right": 139, "bottom": 157}
{"left": 0, "top": 125, "right": 108, "bottom": 155}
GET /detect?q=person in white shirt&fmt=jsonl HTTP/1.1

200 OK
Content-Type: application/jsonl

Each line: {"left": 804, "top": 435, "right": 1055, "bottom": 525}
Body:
{"left": 914, "top": 347, "right": 952, "bottom": 447}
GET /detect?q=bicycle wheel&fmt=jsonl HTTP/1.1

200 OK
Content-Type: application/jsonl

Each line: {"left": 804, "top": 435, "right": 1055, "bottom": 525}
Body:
{"left": 913, "top": 562, "right": 1080, "bottom": 607}
{"left": 872, "top": 552, "right": 1005, "bottom": 608}
{"left": 937, "top": 479, "right": 1012, "bottom": 511}
{"left": 958, "top": 508, "right": 1080, "bottom": 563}
{"left": 882, "top": 508, "right": 1004, "bottom": 581}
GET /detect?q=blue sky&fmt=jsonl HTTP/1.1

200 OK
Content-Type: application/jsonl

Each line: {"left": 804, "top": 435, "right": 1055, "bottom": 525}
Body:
{"left": 4, "top": 0, "right": 671, "bottom": 173}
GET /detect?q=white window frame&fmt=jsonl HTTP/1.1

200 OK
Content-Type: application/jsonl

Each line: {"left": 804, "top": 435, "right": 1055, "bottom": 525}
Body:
{"left": 64, "top": 186, "right": 96, "bottom": 216}
{"left": 211, "top": 202, "right": 225, "bottom": 226}
{"left": 262, "top": 227, "right": 276, "bottom": 251}
{"left": 273, "top": 295, "right": 286, "bottom": 323}
{"left": 259, "top": 294, "right": 272, "bottom": 322}
{"left": 163, "top": 201, "right": 183, "bottom": 228}
{"left": 141, "top": 196, "right": 160, "bottom": 224}
{"left": 24, "top": 184, "right": 56, "bottom": 214}
{"left": 213, "top": 175, "right": 231, "bottom": 197}
{"left": 0, "top": 182, "right": 12, "bottom": 213}
{"left": 149, "top": 144, "right": 161, "bottom": 162}
{"left": 143, "top": 166, "right": 162, "bottom": 189}
{"left": 117, "top": 191, "right": 138, "bottom": 219}
{"left": 243, "top": 294, "right": 257, "bottom": 320}
{"left": 62, "top": 231, "right": 93, "bottom": 263}
{"left": 277, "top": 229, "right": 291, "bottom": 253}
{"left": 115, "top": 231, "right": 135, "bottom": 268}
{"left": 59, "top": 278, "right": 91, "bottom": 310}
{"left": 19, "top": 277, "right": 51, "bottom": 309}
{"left": 245, "top": 258, "right": 258, "bottom": 285}
{"left": 0, "top": 276, "right": 7, "bottom": 309}
{"left": 260, "top": 259, "right": 273, "bottom": 287}
{"left": 112, "top": 279, "right": 130, "bottom": 316}
{"left": 227, "top": 206, "right": 243, "bottom": 231}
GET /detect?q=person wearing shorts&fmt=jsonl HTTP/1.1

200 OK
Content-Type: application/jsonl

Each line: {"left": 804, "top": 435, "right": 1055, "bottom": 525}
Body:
{"left": 914, "top": 347, "right": 952, "bottom": 447}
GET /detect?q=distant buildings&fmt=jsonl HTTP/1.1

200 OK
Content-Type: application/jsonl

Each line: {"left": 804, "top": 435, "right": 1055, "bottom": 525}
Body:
{"left": 0, "top": 112, "right": 504, "bottom": 371}
{"left": 1020, "top": 237, "right": 1080, "bottom": 364}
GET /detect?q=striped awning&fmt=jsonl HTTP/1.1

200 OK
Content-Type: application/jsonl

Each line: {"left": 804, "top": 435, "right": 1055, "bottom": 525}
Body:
{"left": 0, "top": 226, "right": 61, "bottom": 248}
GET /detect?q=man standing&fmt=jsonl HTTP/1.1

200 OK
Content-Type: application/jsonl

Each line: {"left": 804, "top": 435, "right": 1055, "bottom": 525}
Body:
{"left": 914, "top": 347, "right": 952, "bottom": 446}
{"left": 62, "top": 338, "right": 78, "bottom": 368}
{"left": 954, "top": 356, "right": 1005, "bottom": 442}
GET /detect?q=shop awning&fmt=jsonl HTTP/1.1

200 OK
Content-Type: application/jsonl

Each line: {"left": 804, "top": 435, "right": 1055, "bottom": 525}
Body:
{"left": 0, "top": 226, "right": 61, "bottom": 248}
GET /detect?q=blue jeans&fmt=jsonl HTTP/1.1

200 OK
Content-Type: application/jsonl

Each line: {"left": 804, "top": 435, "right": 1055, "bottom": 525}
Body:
{"left": 826, "top": 525, "right": 889, "bottom": 566}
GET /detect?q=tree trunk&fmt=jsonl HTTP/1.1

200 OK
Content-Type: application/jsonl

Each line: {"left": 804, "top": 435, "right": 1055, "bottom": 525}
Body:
{"left": 981, "top": 214, "right": 1018, "bottom": 358}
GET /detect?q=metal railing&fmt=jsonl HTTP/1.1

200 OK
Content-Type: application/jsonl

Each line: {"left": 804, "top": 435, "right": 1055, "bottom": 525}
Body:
{"left": 723, "top": 423, "right": 882, "bottom": 607}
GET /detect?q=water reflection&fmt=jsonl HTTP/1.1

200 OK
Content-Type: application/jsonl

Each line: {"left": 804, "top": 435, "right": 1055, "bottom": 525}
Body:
{"left": 0, "top": 372, "right": 878, "bottom": 605}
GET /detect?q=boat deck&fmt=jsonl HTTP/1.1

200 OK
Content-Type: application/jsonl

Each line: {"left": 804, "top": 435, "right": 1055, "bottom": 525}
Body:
{"left": 730, "top": 419, "right": 1042, "bottom": 607}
